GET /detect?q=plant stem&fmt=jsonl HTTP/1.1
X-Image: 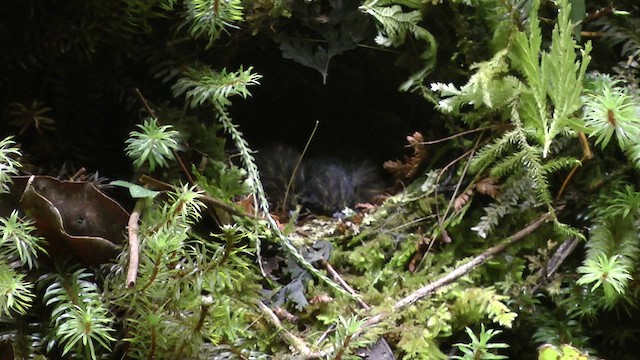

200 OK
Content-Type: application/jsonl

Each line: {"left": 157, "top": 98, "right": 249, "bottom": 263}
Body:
{"left": 126, "top": 199, "right": 145, "bottom": 287}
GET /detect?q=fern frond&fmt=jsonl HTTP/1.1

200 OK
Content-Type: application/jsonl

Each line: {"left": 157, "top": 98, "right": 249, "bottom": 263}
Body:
{"left": 432, "top": 50, "right": 520, "bottom": 113}
{"left": 489, "top": 149, "right": 529, "bottom": 179}
{"left": 453, "top": 287, "right": 518, "bottom": 328}
{"left": 361, "top": 1, "right": 438, "bottom": 91}
{"left": 593, "top": 14, "right": 640, "bottom": 59}
{"left": 470, "top": 129, "right": 521, "bottom": 174}
{"left": 360, "top": 3, "right": 429, "bottom": 47}
{"left": 513, "top": 0, "right": 591, "bottom": 157}
{"left": 471, "top": 175, "right": 537, "bottom": 238}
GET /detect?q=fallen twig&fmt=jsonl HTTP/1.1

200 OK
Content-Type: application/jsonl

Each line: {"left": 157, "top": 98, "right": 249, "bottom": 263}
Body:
{"left": 126, "top": 199, "right": 145, "bottom": 287}
{"left": 321, "top": 259, "right": 370, "bottom": 311}
{"left": 257, "top": 301, "right": 328, "bottom": 359}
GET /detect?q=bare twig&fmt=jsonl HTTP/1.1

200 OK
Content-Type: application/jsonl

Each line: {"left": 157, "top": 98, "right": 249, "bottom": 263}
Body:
{"left": 321, "top": 259, "right": 370, "bottom": 311}
{"left": 69, "top": 167, "right": 87, "bottom": 181}
{"left": 282, "top": 120, "right": 319, "bottom": 212}
{"left": 257, "top": 302, "right": 328, "bottom": 359}
{"left": 418, "top": 125, "right": 504, "bottom": 145}
{"left": 139, "top": 174, "right": 256, "bottom": 219}
{"left": 531, "top": 237, "right": 580, "bottom": 293}
{"left": 126, "top": 199, "right": 145, "bottom": 287}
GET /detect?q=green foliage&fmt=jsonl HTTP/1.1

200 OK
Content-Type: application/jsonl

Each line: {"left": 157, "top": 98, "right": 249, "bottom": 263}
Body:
{"left": 5, "top": 0, "right": 640, "bottom": 358}
{"left": 538, "top": 343, "right": 589, "bottom": 360}
{"left": 574, "top": 186, "right": 640, "bottom": 308}
{"left": 0, "top": 263, "right": 34, "bottom": 316}
{"left": 582, "top": 74, "right": 640, "bottom": 150}
{"left": 0, "top": 210, "right": 43, "bottom": 318}
{"left": 431, "top": 49, "right": 519, "bottom": 115}
{"left": 360, "top": 1, "right": 430, "bottom": 47}
{"left": 172, "top": 66, "right": 262, "bottom": 108}
{"left": 125, "top": 118, "right": 182, "bottom": 171}
{"left": 452, "top": 324, "right": 509, "bottom": 360}
{"left": 0, "top": 136, "right": 21, "bottom": 194}
{"left": 193, "top": 161, "right": 251, "bottom": 202}
{"left": 41, "top": 266, "right": 115, "bottom": 359}
{"left": 577, "top": 254, "right": 632, "bottom": 303}
{"left": 433, "top": 0, "right": 590, "bottom": 238}
{"left": 512, "top": 0, "right": 591, "bottom": 157}
{"left": 360, "top": 0, "right": 437, "bottom": 91}
{"left": 326, "top": 316, "right": 372, "bottom": 360}
{"left": 0, "top": 210, "right": 46, "bottom": 270}
{"left": 173, "top": 60, "right": 353, "bottom": 300}
{"left": 452, "top": 287, "right": 518, "bottom": 328}
{"left": 183, "top": 0, "right": 244, "bottom": 47}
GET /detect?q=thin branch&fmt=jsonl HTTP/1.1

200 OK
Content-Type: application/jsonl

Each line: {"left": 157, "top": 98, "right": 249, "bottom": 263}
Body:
{"left": 126, "top": 199, "right": 145, "bottom": 287}
{"left": 257, "top": 302, "right": 328, "bottom": 359}
{"left": 139, "top": 174, "right": 255, "bottom": 219}
{"left": 282, "top": 120, "right": 318, "bottom": 212}
{"left": 321, "top": 259, "right": 370, "bottom": 311}
{"left": 364, "top": 209, "right": 555, "bottom": 328}
{"left": 418, "top": 125, "right": 505, "bottom": 145}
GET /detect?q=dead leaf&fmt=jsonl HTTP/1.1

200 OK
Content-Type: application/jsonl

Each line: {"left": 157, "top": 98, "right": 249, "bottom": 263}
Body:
{"left": 15, "top": 175, "right": 129, "bottom": 265}
{"left": 408, "top": 233, "right": 432, "bottom": 273}
{"left": 309, "top": 293, "right": 333, "bottom": 304}
{"left": 454, "top": 188, "right": 474, "bottom": 213}
{"left": 384, "top": 132, "right": 428, "bottom": 181}
{"left": 475, "top": 177, "right": 500, "bottom": 198}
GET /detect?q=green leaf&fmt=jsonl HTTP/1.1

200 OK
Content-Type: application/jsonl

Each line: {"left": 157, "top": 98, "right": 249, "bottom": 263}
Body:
{"left": 110, "top": 180, "right": 160, "bottom": 199}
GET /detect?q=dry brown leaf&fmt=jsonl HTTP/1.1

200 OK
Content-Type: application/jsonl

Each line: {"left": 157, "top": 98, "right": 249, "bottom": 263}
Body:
{"left": 475, "top": 177, "right": 500, "bottom": 198}
{"left": 384, "top": 131, "right": 429, "bottom": 181}
{"left": 454, "top": 188, "right": 474, "bottom": 213}
{"left": 309, "top": 293, "right": 333, "bottom": 304}
{"left": 408, "top": 233, "right": 432, "bottom": 273}
{"left": 235, "top": 193, "right": 255, "bottom": 214}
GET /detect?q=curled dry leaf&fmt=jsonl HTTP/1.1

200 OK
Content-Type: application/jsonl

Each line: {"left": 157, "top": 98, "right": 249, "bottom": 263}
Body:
{"left": 384, "top": 132, "right": 428, "bottom": 181}
{"left": 309, "top": 293, "right": 333, "bottom": 304}
{"left": 454, "top": 188, "right": 474, "bottom": 213}
{"left": 475, "top": 177, "right": 500, "bottom": 198}
{"left": 1, "top": 176, "right": 129, "bottom": 265}
{"left": 453, "top": 177, "right": 500, "bottom": 213}
{"left": 408, "top": 234, "right": 433, "bottom": 273}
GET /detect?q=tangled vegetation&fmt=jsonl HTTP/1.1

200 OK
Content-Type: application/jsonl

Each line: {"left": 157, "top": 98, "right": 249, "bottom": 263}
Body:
{"left": 2, "top": 0, "right": 640, "bottom": 359}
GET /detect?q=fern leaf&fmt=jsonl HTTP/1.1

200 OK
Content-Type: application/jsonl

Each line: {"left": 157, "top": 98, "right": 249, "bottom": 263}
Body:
{"left": 360, "top": 3, "right": 432, "bottom": 47}
{"left": 513, "top": 0, "right": 591, "bottom": 157}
